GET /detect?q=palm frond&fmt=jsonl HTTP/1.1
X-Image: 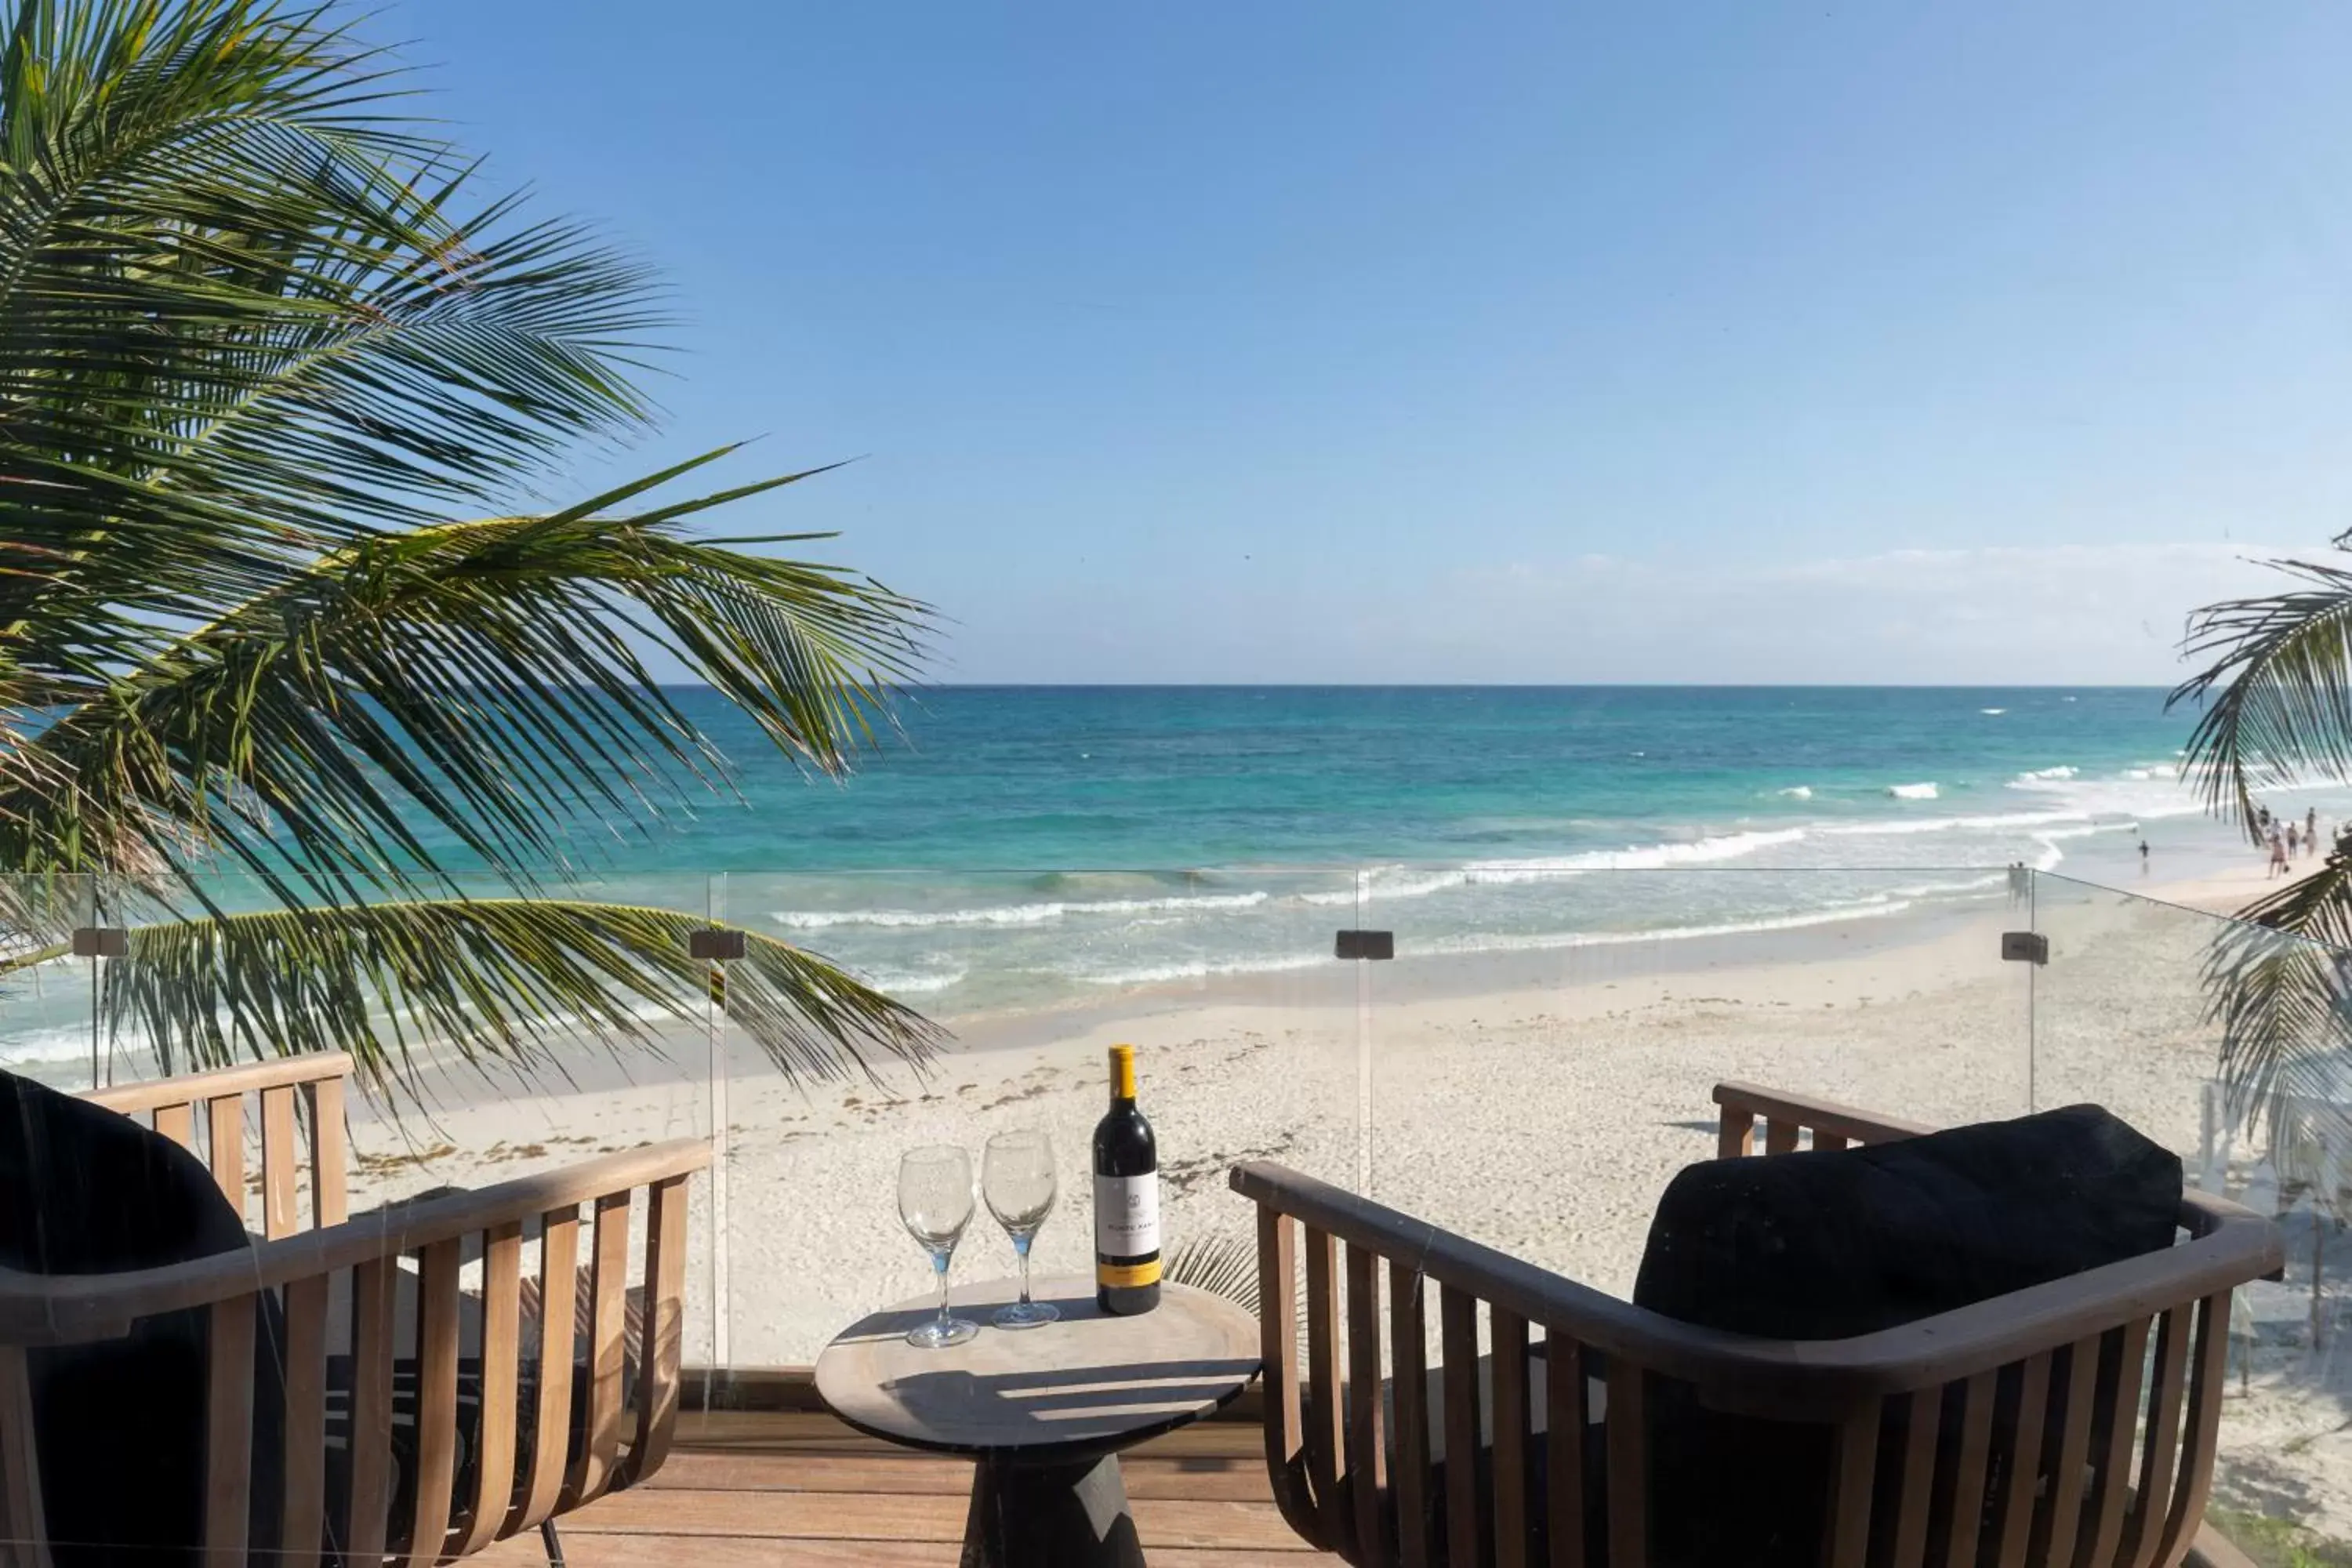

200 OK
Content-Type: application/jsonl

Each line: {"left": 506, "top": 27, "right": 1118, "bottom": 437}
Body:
{"left": 38, "top": 896, "right": 940, "bottom": 1098}
{"left": 1163, "top": 1232, "right": 1261, "bottom": 1316}
{"left": 0, "top": 0, "right": 667, "bottom": 692}
{"left": 2200, "top": 843, "right": 2352, "bottom": 1142}
{"left": 2171, "top": 559, "right": 2352, "bottom": 839}
{"left": 2, "top": 449, "right": 929, "bottom": 898}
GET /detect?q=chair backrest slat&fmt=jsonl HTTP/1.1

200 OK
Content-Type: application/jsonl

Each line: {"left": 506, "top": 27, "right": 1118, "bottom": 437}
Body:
{"left": 1490, "top": 1306, "right": 1530, "bottom": 1568}
{"left": 1602, "top": 1359, "right": 1646, "bottom": 1568}
{"left": 1813, "top": 1131, "right": 1849, "bottom": 1152}
{"left": 1763, "top": 1118, "right": 1800, "bottom": 1156}
{"left": 1388, "top": 1259, "right": 1432, "bottom": 1568}
{"left": 2124, "top": 1305, "right": 2192, "bottom": 1568}
{"left": 1886, "top": 1386, "right": 1940, "bottom": 1568}
{"left": 278, "top": 1273, "right": 329, "bottom": 1568}
{"left": 305, "top": 1076, "right": 347, "bottom": 1229}
{"left": 624, "top": 1174, "right": 691, "bottom": 1489}
{"left": 153, "top": 1101, "right": 195, "bottom": 1152}
{"left": 1820, "top": 1400, "right": 1879, "bottom": 1568}
{"left": 1992, "top": 1352, "right": 2053, "bottom": 1563}
{"left": 1439, "top": 1284, "right": 1482, "bottom": 1568}
{"left": 404, "top": 1238, "right": 464, "bottom": 1567}
{"left": 2037, "top": 1332, "right": 2106, "bottom": 1566}
{"left": 205, "top": 1096, "right": 245, "bottom": 1218}
{"left": 1257, "top": 1207, "right": 1317, "bottom": 1543}
{"left": 0, "top": 1345, "right": 49, "bottom": 1567}
{"left": 343, "top": 1257, "right": 398, "bottom": 1562}
{"left": 455, "top": 1222, "right": 524, "bottom": 1556}
{"left": 260, "top": 1086, "right": 299, "bottom": 1240}
{"left": 2150, "top": 1292, "right": 2231, "bottom": 1566}
{"left": 566, "top": 1191, "right": 632, "bottom": 1510}
{"left": 515, "top": 1208, "right": 580, "bottom": 1534}
{"left": 1343, "top": 1243, "right": 1387, "bottom": 1568}
{"left": 1716, "top": 1108, "right": 1753, "bottom": 1160}
{"left": 2083, "top": 1317, "right": 2154, "bottom": 1565}
{"left": 203, "top": 1294, "right": 256, "bottom": 1562}
{"left": 1542, "top": 1331, "right": 1587, "bottom": 1568}
{"left": 1943, "top": 1367, "right": 1998, "bottom": 1568}
{"left": 1304, "top": 1227, "right": 1347, "bottom": 1551}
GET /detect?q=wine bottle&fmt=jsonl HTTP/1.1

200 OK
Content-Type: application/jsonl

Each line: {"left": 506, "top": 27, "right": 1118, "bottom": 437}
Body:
{"left": 1093, "top": 1043, "right": 1161, "bottom": 1315}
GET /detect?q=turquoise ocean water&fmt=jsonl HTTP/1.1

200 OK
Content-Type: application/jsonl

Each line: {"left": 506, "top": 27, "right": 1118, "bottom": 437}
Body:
{"left": 547, "top": 685, "right": 2271, "bottom": 1013}
{"left": 2, "top": 685, "right": 2299, "bottom": 1069}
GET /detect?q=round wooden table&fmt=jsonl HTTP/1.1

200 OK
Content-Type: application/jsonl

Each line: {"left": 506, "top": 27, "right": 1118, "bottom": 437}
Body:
{"left": 815, "top": 1276, "right": 1261, "bottom": 1568}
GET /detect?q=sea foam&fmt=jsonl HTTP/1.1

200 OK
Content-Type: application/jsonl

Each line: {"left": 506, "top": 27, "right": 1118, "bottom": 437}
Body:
{"left": 1887, "top": 782, "right": 1940, "bottom": 800}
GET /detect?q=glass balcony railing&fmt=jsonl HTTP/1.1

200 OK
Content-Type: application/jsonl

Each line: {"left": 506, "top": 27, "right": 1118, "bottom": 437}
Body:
{"left": 3, "top": 861, "right": 2344, "bottom": 1558}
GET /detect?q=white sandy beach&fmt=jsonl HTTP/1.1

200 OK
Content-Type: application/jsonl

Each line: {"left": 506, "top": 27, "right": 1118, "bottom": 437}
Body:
{"left": 323, "top": 860, "right": 2352, "bottom": 1539}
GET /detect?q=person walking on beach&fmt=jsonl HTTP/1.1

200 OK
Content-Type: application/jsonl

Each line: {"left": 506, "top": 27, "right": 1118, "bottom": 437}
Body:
{"left": 2310, "top": 806, "right": 2321, "bottom": 844}
{"left": 2270, "top": 826, "right": 2291, "bottom": 878}
{"left": 2140, "top": 838, "right": 2150, "bottom": 875}
{"left": 2288, "top": 822, "right": 2302, "bottom": 858}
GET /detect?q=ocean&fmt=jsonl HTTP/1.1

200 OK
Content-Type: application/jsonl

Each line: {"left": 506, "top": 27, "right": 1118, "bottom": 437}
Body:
{"left": 2, "top": 684, "right": 2304, "bottom": 1070}
{"left": 554, "top": 685, "right": 2272, "bottom": 1014}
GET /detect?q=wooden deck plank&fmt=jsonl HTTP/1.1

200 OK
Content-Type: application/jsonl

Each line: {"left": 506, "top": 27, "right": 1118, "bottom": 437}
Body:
{"left": 482, "top": 1407, "right": 1338, "bottom": 1564}
{"left": 480, "top": 1538, "right": 1317, "bottom": 1566}
{"left": 648, "top": 1449, "right": 1273, "bottom": 1499}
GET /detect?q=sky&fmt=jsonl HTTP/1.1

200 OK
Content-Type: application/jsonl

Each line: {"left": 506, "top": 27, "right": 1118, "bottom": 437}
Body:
{"left": 386, "top": 1, "right": 2352, "bottom": 684}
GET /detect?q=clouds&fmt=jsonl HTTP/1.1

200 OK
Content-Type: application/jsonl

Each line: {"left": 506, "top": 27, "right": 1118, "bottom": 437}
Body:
{"left": 946, "top": 539, "right": 2325, "bottom": 684}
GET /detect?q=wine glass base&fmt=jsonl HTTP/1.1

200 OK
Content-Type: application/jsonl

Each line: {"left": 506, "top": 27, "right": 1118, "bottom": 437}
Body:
{"left": 906, "top": 1316, "right": 982, "bottom": 1349}
{"left": 993, "top": 1300, "right": 1060, "bottom": 1330}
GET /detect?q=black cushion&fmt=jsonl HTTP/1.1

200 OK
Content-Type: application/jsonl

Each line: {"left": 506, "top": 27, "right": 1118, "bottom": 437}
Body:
{"left": 0, "top": 1068, "right": 255, "bottom": 1566}
{"left": 1629, "top": 1104, "right": 2183, "bottom": 1568}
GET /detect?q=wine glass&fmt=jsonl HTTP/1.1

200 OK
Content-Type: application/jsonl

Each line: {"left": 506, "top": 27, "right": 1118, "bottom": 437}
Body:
{"left": 983, "top": 1129, "right": 1059, "bottom": 1329}
{"left": 898, "top": 1145, "right": 980, "bottom": 1348}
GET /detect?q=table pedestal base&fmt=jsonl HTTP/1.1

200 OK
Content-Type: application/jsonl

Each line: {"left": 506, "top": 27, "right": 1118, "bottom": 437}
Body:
{"left": 961, "top": 1450, "right": 1145, "bottom": 1568}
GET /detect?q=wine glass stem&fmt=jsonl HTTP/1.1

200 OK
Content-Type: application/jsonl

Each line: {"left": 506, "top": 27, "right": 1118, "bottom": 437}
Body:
{"left": 933, "top": 1248, "right": 952, "bottom": 1327}
{"left": 1014, "top": 1233, "right": 1033, "bottom": 1305}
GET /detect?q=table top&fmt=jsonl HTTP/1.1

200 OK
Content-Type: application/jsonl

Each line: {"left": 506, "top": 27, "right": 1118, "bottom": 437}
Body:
{"left": 814, "top": 1275, "right": 1261, "bottom": 1457}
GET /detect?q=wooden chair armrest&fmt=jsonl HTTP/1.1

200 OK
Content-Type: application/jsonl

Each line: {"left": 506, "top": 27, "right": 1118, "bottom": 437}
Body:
{"left": 82, "top": 1052, "right": 355, "bottom": 1115}
{"left": 1711, "top": 1080, "right": 1937, "bottom": 1146}
{"left": 1231, "top": 1158, "right": 2283, "bottom": 1422}
{"left": 0, "top": 1138, "right": 710, "bottom": 1348}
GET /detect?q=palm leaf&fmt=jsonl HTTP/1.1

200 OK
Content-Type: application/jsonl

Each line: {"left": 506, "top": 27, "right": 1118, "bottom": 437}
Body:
{"left": 1163, "top": 1232, "right": 1261, "bottom": 1316}
{"left": 4, "top": 448, "right": 928, "bottom": 901}
{"left": 2172, "top": 558, "right": 2352, "bottom": 839}
{"left": 14, "top": 896, "right": 941, "bottom": 1098}
{"left": 2199, "top": 840, "right": 2352, "bottom": 1149}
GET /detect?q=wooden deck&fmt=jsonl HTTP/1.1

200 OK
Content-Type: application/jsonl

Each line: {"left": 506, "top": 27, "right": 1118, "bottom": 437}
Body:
{"left": 474, "top": 1409, "right": 1338, "bottom": 1566}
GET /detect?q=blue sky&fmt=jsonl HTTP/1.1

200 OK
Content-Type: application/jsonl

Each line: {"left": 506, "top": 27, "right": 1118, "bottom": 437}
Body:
{"left": 390, "top": 1, "right": 2352, "bottom": 683}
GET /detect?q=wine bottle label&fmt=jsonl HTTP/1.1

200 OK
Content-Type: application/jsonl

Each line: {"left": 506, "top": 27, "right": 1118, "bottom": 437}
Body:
{"left": 1094, "top": 1173, "right": 1161, "bottom": 1258}
{"left": 1098, "top": 1257, "right": 1162, "bottom": 1287}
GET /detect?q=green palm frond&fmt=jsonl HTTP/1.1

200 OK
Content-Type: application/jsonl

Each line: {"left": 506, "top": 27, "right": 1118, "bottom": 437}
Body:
{"left": 7, "top": 898, "right": 940, "bottom": 1098}
{"left": 2172, "top": 559, "right": 2352, "bottom": 840}
{"left": 5, "top": 448, "right": 927, "bottom": 898}
{"left": 0, "top": 0, "right": 666, "bottom": 691}
{"left": 2200, "top": 842, "right": 2352, "bottom": 1142}
{"left": 1163, "top": 1232, "right": 1261, "bottom": 1316}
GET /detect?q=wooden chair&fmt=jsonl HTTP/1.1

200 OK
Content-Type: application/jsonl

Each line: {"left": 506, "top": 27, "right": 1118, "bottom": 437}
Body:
{"left": 1232, "top": 1080, "right": 2285, "bottom": 1568}
{"left": 0, "top": 1052, "right": 709, "bottom": 1567}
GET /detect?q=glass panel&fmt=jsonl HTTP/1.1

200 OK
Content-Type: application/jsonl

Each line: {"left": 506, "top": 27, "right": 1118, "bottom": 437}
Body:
{"left": 0, "top": 871, "right": 96, "bottom": 1091}
{"left": 710, "top": 866, "right": 1363, "bottom": 1368}
{"left": 1370, "top": 864, "right": 2032, "bottom": 1294}
{"left": 2033, "top": 870, "right": 2352, "bottom": 1555}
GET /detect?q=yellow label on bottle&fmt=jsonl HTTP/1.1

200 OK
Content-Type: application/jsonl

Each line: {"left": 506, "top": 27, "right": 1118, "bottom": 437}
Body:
{"left": 1096, "top": 1258, "right": 1162, "bottom": 1288}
